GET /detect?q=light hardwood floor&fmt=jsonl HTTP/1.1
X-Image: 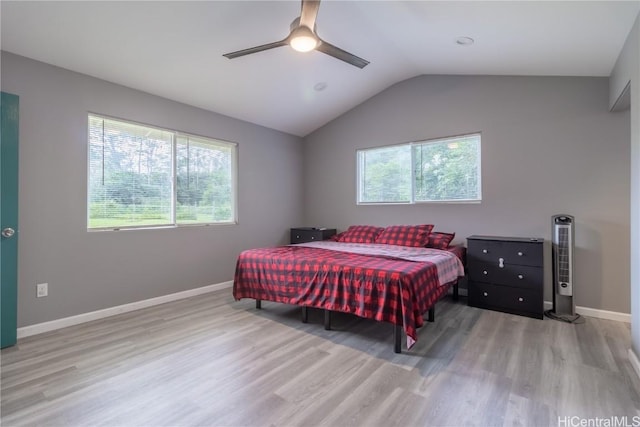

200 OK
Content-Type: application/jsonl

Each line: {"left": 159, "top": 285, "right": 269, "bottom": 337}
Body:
{"left": 2, "top": 289, "right": 639, "bottom": 426}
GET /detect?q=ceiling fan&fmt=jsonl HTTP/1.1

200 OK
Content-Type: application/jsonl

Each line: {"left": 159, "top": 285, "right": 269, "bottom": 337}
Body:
{"left": 222, "top": 0, "right": 369, "bottom": 69}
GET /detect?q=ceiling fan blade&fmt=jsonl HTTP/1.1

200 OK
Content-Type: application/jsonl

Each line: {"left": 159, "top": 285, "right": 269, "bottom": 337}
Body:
{"left": 299, "top": 0, "right": 321, "bottom": 30}
{"left": 316, "top": 39, "right": 370, "bottom": 69}
{"left": 223, "top": 39, "right": 289, "bottom": 59}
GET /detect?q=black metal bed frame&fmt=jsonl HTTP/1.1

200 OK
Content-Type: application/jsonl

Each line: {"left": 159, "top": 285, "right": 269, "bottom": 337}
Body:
{"left": 254, "top": 281, "right": 460, "bottom": 354}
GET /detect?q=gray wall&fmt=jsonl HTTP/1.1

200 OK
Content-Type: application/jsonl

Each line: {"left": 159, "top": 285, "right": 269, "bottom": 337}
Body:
{"left": 1, "top": 52, "right": 304, "bottom": 327}
{"left": 611, "top": 16, "right": 638, "bottom": 111}
{"left": 611, "top": 13, "right": 640, "bottom": 355}
{"left": 2, "top": 49, "right": 633, "bottom": 327}
{"left": 303, "top": 75, "right": 630, "bottom": 314}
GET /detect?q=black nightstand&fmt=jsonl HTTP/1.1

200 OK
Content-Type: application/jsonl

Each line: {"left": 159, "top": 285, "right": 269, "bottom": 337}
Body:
{"left": 467, "top": 235, "right": 544, "bottom": 319}
{"left": 290, "top": 227, "right": 336, "bottom": 244}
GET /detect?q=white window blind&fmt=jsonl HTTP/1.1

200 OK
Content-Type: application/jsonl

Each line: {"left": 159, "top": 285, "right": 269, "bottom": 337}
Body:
{"left": 413, "top": 134, "right": 481, "bottom": 202}
{"left": 357, "top": 133, "right": 481, "bottom": 204}
{"left": 176, "top": 135, "right": 235, "bottom": 224}
{"left": 358, "top": 144, "right": 411, "bottom": 203}
{"left": 88, "top": 114, "right": 237, "bottom": 229}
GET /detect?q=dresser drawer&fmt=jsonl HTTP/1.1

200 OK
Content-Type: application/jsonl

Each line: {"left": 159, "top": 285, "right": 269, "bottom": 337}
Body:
{"left": 468, "top": 281, "right": 542, "bottom": 318}
{"left": 468, "top": 262, "right": 543, "bottom": 290}
{"left": 290, "top": 228, "right": 336, "bottom": 244}
{"left": 467, "top": 239, "right": 542, "bottom": 267}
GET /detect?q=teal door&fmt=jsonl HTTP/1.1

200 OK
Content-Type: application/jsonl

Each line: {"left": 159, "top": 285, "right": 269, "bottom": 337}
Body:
{"left": 1, "top": 92, "right": 19, "bottom": 348}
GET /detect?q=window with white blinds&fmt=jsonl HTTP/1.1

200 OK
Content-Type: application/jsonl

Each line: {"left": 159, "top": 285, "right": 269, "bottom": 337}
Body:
{"left": 357, "top": 133, "right": 481, "bottom": 204}
{"left": 88, "top": 114, "right": 237, "bottom": 230}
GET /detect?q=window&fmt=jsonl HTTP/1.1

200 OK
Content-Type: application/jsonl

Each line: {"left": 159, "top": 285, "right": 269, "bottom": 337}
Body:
{"left": 88, "top": 114, "right": 237, "bottom": 230}
{"left": 357, "top": 133, "right": 481, "bottom": 204}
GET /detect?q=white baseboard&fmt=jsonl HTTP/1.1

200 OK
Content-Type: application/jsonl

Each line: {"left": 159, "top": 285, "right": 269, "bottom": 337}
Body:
{"left": 629, "top": 349, "right": 640, "bottom": 381}
{"left": 17, "top": 284, "right": 630, "bottom": 339}
{"left": 543, "top": 301, "right": 630, "bottom": 323}
{"left": 17, "top": 281, "right": 233, "bottom": 339}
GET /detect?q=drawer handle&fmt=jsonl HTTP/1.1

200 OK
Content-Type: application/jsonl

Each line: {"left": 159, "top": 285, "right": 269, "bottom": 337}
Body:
{"left": 498, "top": 258, "right": 504, "bottom": 268}
{"left": 482, "top": 249, "right": 488, "bottom": 254}
{"left": 296, "top": 235, "right": 300, "bottom": 239}
{"left": 483, "top": 292, "right": 488, "bottom": 297}
{"left": 311, "top": 236, "right": 315, "bottom": 240}
{"left": 483, "top": 270, "right": 488, "bottom": 275}
{"left": 518, "top": 274, "right": 524, "bottom": 279}
{"left": 518, "top": 251, "right": 523, "bottom": 256}
{"left": 518, "top": 297, "right": 524, "bottom": 302}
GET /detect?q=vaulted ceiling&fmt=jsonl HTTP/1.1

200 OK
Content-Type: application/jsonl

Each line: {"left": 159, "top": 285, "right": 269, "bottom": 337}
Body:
{"left": 2, "top": 1, "right": 638, "bottom": 136}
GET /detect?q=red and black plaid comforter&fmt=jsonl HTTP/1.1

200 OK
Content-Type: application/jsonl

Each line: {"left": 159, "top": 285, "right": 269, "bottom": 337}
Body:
{"left": 233, "top": 244, "right": 463, "bottom": 348}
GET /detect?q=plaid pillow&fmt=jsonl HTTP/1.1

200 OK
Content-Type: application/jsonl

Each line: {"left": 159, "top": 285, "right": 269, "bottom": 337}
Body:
{"left": 329, "top": 232, "right": 344, "bottom": 242}
{"left": 426, "top": 232, "right": 455, "bottom": 249}
{"left": 336, "top": 225, "right": 384, "bottom": 243}
{"left": 375, "top": 224, "right": 434, "bottom": 247}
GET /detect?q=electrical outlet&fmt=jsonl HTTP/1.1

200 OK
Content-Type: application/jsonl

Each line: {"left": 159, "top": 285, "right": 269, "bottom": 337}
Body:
{"left": 36, "top": 283, "right": 48, "bottom": 298}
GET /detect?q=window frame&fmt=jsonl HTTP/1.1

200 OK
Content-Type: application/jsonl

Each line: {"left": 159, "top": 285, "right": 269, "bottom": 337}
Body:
{"left": 87, "top": 113, "right": 238, "bottom": 231}
{"left": 356, "top": 132, "right": 482, "bottom": 205}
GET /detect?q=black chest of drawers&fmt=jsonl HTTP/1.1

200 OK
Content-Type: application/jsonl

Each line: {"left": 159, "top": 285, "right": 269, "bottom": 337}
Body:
{"left": 290, "top": 227, "right": 336, "bottom": 244}
{"left": 467, "top": 235, "right": 544, "bottom": 319}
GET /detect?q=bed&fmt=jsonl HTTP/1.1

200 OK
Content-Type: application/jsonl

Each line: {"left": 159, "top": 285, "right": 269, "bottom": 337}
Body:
{"left": 233, "top": 227, "right": 465, "bottom": 353}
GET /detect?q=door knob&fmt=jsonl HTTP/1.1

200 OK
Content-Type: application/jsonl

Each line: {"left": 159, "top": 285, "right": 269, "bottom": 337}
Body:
{"left": 2, "top": 227, "right": 15, "bottom": 238}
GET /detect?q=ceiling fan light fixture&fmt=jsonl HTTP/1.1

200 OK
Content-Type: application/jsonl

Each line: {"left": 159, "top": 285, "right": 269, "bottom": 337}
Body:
{"left": 222, "top": 0, "right": 368, "bottom": 68}
{"left": 289, "top": 26, "right": 318, "bottom": 52}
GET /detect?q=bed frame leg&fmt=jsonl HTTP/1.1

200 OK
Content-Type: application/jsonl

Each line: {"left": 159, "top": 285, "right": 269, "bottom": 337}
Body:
{"left": 428, "top": 306, "right": 435, "bottom": 322}
{"left": 301, "top": 306, "right": 308, "bottom": 323}
{"left": 256, "top": 299, "right": 261, "bottom": 309}
{"left": 394, "top": 324, "right": 402, "bottom": 353}
{"left": 453, "top": 282, "right": 459, "bottom": 301}
{"left": 324, "top": 310, "right": 331, "bottom": 330}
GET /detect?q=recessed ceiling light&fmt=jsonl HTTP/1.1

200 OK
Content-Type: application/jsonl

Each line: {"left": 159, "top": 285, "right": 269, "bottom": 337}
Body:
{"left": 314, "top": 82, "right": 328, "bottom": 92}
{"left": 456, "top": 36, "right": 475, "bottom": 46}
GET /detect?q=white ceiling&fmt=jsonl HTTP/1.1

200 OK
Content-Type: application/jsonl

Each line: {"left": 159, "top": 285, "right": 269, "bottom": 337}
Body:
{"left": 2, "top": 1, "right": 638, "bottom": 137}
